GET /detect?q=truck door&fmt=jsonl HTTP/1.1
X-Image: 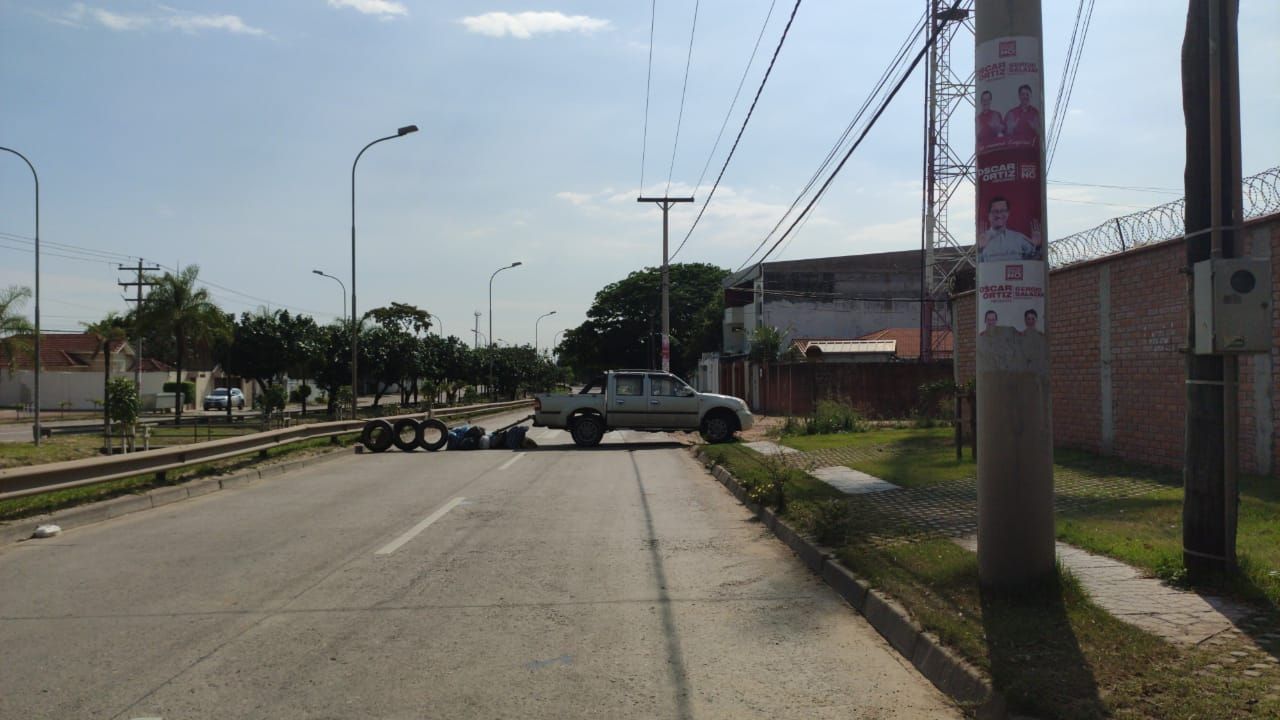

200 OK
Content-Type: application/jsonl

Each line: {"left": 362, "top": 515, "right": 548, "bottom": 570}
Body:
{"left": 610, "top": 373, "right": 649, "bottom": 426}
{"left": 647, "top": 373, "right": 700, "bottom": 428}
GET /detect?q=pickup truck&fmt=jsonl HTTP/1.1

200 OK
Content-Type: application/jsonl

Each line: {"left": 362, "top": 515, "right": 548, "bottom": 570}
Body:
{"left": 532, "top": 370, "right": 753, "bottom": 447}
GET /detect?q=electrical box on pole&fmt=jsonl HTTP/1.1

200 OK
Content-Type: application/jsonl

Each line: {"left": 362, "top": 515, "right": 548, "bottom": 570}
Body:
{"left": 1193, "top": 258, "right": 1272, "bottom": 354}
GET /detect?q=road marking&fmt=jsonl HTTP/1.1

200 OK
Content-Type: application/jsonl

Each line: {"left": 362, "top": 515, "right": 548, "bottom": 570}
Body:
{"left": 498, "top": 453, "right": 525, "bottom": 470}
{"left": 376, "top": 497, "right": 466, "bottom": 555}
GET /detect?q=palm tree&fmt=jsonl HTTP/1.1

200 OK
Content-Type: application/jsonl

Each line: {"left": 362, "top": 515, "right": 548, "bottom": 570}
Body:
{"left": 135, "top": 266, "right": 230, "bottom": 423}
{"left": 0, "top": 285, "right": 34, "bottom": 375}
{"left": 84, "top": 312, "right": 129, "bottom": 451}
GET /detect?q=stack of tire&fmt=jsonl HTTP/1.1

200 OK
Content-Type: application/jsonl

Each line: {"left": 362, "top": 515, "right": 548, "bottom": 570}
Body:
{"left": 360, "top": 417, "right": 449, "bottom": 453}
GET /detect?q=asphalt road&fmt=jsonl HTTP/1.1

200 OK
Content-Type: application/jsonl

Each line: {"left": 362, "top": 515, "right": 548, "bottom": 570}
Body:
{"left": 0, "top": 409, "right": 959, "bottom": 719}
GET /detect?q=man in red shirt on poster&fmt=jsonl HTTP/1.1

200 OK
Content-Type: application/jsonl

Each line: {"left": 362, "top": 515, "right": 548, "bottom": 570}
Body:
{"left": 1003, "top": 84, "right": 1040, "bottom": 146}
{"left": 976, "top": 90, "right": 1005, "bottom": 150}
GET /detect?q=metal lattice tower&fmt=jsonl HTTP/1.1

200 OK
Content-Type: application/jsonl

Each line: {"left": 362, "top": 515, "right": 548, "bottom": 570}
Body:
{"left": 920, "top": 1, "right": 975, "bottom": 361}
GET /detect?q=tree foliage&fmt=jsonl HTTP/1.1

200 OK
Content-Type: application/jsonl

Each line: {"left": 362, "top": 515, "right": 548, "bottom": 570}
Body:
{"left": 0, "top": 285, "right": 33, "bottom": 373}
{"left": 556, "top": 263, "right": 728, "bottom": 378}
{"left": 135, "top": 265, "right": 231, "bottom": 421}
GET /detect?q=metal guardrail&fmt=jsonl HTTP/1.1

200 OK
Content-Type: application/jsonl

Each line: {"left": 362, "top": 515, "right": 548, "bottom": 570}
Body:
{"left": 0, "top": 400, "right": 533, "bottom": 503}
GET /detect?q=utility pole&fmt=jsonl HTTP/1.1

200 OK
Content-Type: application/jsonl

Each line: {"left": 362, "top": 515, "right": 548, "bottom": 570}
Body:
{"left": 973, "top": 0, "right": 1055, "bottom": 586}
{"left": 637, "top": 195, "right": 694, "bottom": 373}
{"left": 473, "top": 311, "right": 481, "bottom": 350}
{"left": 1181, "top": 0, "right": 1244, "bottom": 579}
{"left": 119, "top": 260, "right": 160, "bottom": 393}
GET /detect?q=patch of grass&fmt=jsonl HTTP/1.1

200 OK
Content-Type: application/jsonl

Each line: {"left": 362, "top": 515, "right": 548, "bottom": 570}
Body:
{"left": 701, "top": 444, "right": 843, "bottom": 507}
{"left": 779, "top": 426, "right": 952, "bottom": 452}
{"left": 835, "top": 540, "right": 1280, "bottom": 720}
{"left": 0, "top": 434, "right": 105, "bottom": 469}
{"left": 0, "top": 433, "right": 360, "bottom": 521}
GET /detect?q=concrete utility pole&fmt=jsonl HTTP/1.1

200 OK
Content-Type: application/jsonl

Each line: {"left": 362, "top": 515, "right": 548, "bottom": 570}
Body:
{"left": 119, "top": 261, "right": 161, "bottom": 394}
{"left": 637, "top": 196, "right": 694, "bottom": 373}
{"left": 973, "top": 0, "right": 1055, "bottom": 586}
{"left": 1181, "top": 0, "right": 1244, "bottom": 578}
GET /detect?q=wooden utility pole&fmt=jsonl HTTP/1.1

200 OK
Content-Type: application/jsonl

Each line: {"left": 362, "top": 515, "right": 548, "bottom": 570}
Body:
{"left": 973, "top": 0, "right": 1055, "bottom": 586}
{"left": 637, "top": 196, "right": 694, "bottom": 373}
{"left": 1181, "top": 0, "right": 1244, "bottom": 578}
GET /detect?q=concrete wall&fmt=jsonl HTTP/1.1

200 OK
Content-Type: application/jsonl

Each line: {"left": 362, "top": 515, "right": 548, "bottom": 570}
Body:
{"left": 0, "top": 371, "right": 171, "bottom": 410}
{"left": 954, "top": 214, "right": 1280, "bottom": 476}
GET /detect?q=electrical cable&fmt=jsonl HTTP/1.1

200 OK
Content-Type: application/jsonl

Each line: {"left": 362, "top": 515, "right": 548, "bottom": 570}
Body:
{"left": 691, "top": 0, "right": 778, "bottom": 194}
{"left": 1047, "top": 179, "right": 1181, "bottom": 194}
{"left": 749, "top": 1, "right": 958, "bottom": 270}
{"left": 1046, "top": 0, "right": 1094, "bottom": 170}
{"left": 668, "top": 0, "right": 804, "bottom": 261}
{"left": 665, "top": 0, "right": 701, "bottom": 196}
{"left": 639, "top": 0, "right": 657, "bottom": 192}
{"left": 734, "top": 4, "right": 931, "bottom": 271}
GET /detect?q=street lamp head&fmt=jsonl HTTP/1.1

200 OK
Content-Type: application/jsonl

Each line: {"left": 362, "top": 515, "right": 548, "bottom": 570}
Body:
{"left": 511, "top": 261, "right": 523, "bottom": 268}
{"left": 312, "top": 269, "right": 323, "bottom": 276}
{"left": 549, "top": 310, "right": 557, "bottom": 316}
{"left": 398, "top": 125, "right": 419, "bottom": 136}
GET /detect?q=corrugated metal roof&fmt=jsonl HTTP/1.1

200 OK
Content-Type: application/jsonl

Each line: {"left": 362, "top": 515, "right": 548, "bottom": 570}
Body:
{"left": 792, "top": 340, "right": 897, "bottom": 355}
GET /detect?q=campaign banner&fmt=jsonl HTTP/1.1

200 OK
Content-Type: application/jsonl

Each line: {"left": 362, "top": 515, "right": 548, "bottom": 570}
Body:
{"left": 976, "top": 35, "right": 1047, "bottom": 333}
{"left": 977, "top": 260, "right": 1045, "bottom": 336}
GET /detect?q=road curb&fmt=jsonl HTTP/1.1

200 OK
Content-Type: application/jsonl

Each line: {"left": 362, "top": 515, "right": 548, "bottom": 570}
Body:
{"left": 692, "top": 446, "right": 1006, "bottom": 718}
{"left": 0, "top": 447, "right": 350, "bottom": 546}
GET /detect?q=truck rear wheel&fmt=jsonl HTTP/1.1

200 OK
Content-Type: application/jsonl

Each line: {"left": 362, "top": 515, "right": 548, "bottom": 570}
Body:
{"left": 570, "top": 415, "right": 604, "bottom": 447}
{"left": 701, "top": 411, "right": 736, "bottom": 444}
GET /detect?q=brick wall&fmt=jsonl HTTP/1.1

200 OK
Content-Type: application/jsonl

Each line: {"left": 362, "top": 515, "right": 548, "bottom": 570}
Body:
{"left": 954, "top": 213, "right": 1279, "bottom": 475}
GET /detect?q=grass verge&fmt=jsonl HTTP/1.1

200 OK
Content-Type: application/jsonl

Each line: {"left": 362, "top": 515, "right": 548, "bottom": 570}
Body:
{"left": 704, "top": 430, "right": 1280, "bottom": 719}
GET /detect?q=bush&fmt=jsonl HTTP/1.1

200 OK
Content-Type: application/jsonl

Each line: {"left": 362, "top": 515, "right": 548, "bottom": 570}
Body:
{"left": 261, "top": 384, "right": 287, "bottom": 416}
{"left": 162, "top": 381, "right": 196, "bottom": 405}
{"left": 289, "top": 384, "right": 312, "bottom": 403}
{"left": 105, "top": 376, "right": 139, "bottom": 428}
{"left": 793, "top": 400, "right": 868, "bottom": 435}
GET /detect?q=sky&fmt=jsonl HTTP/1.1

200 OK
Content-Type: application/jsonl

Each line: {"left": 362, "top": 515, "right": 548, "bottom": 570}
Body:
{"left": 2, "top": 1, "right": 1278, "bottom": 350}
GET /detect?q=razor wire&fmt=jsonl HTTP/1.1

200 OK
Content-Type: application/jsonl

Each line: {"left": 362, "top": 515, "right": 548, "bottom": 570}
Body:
{"left": 1047, "top": 165, "right": 1280, "bottom": 268}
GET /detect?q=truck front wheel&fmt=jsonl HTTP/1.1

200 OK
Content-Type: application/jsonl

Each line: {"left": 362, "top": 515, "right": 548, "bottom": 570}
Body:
{"left": 570, "top": 415, "right": 605, "bottom": 447}
{"left": 701, "top": 412, "right": 736, "bottom": 444}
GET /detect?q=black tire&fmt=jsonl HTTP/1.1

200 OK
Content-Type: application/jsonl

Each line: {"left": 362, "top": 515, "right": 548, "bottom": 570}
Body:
{"left": 419, "top": 418, "right": 448, "bottom": 452}
{"left": 570, "top": 414, "right": 605, "bottom": 447}
{"left": 203, "top": 405, "right": 210, "bottom": 411}
{"left": 238, "top": 400, "right": 244, "bottom": 409}
{"left": 701, "top": 411, "right": 736, "bottom": 444}
{"left": 360, "top": 419, "right": 394, "bottom": 453}
{"left": 391, "top": 418, "right": 420, "bottom": 452}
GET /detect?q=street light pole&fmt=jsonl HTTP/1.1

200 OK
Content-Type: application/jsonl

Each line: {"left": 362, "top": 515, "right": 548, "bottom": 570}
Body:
{"left": 535, "top": 310, "right": 557, "bottom": 354}
{"left": 1, "top": 147, "right": 40, "bottom": 445}
{"left": 351, "top": 125, "right": 418, "bottom": 420}
{"left": 488, "top": 261, "right": 522, "bottom": 399}
{"left": 311, "top": 269, "right": 346, "bottom": 322}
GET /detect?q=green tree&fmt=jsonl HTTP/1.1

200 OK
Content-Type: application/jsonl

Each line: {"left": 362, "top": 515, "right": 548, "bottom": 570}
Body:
{"left": 313, "top": 323, "right": 354, "bottom": 416}
{"left": 557, "top": 263, "right": 728, "bottom": 378}
{"left": 0, "top": 285, "right": 33, "bottom": 374}
{"left": 105, "top": 375, "right": 139, "bottom": 438}
{"left": 135, "top": 265, "right": 231, "bottom": 422}
{"left": 84, "top": 312, "right": 130, "bottom": 448}
{"left": 220, "top": 310, "right": 321, "bottom": 403}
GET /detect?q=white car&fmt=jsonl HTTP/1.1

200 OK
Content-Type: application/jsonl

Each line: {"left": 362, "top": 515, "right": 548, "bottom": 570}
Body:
{"left": 203, "top": 387, "right": 245, "bottom": 410}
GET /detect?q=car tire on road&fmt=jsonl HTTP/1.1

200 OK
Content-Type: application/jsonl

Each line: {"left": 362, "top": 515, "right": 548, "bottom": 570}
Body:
{"left": 360, "top": 420, "right": 395, "bottom": 453}
{"left": 419, "top": 418, "right": 449, "bottom": 452}
{"left": 570, "top": 414, "right": 604, "bottom": 448}
{"left": 701, "top": 412, "right": 735, "bottom": 444}
{"left": 391, "top": 419, "right": 420, "bottom": 452}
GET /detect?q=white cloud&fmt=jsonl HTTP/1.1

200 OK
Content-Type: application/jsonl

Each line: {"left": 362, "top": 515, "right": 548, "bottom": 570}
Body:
{"left": 58, "top": 3, "right": 265, "bottom": 35}
{"left": 459, "top": 11, "right": 611, "bottom": 39}
{"left": 328, "top": 0, "right": 408, "bottom": 18}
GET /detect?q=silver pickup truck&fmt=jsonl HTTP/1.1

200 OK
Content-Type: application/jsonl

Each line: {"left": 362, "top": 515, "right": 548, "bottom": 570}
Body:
{"left": 533, "top": 370, "right": 753, "bottom": 447}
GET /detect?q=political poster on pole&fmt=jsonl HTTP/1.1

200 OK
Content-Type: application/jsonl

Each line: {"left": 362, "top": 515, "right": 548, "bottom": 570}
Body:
{"left": 975, "top": 36, "right": 1047, "bottom": 336}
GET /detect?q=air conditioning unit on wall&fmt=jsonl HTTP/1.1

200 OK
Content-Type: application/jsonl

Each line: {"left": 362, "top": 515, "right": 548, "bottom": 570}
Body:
{"left": 1193, "top": 257, "right": 1273, "bottom": 354}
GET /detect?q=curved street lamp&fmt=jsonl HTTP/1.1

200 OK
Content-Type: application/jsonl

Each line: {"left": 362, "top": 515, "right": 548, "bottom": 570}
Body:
{"left": 552, "top": 329, "right": 566, "bottom": 356}
{"left": 311, "top": 269, "right": 346, "bottom": 322}
{"left": 488, "top": 261, "right": 522, "bottom": 399}
{"left": 535, "top": 310, "right": 557, "bottom": 354}
{"left": 1, "top": 147, "right": 41, "bottom": 445}
{"left": 350, "top": 125, "right": 418, "bottom": 419}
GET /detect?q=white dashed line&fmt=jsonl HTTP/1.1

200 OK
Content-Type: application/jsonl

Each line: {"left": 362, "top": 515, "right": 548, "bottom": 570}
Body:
{"left": 376, "top": 497, "right": 466, "bottom": 555}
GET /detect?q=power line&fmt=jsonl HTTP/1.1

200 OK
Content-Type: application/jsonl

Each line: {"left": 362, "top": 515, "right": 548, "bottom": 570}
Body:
{"left": 1046, "top": 0, "right": 1095, "bottom": 169}
{"left": 734, "top": 4, "right": 929, "bottom": 271}
{"left": 639, "top": 0, "right": 657, "bottom": 192}
{"left": 1047, "top": 179, "right": 1182, "bottom": 194}
{"left": 749, "top": 1, "right": 956, "bottom": 270}
{"left": 665, "top": 0, "right": 701, "bottom": 197}
{"left": 669, "top": 0, "right": 804, "bottom": 261}
{"left": 692, "top": 0, "right": 779, "bottom": 194}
